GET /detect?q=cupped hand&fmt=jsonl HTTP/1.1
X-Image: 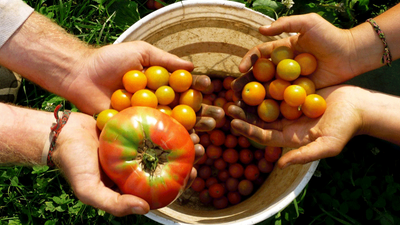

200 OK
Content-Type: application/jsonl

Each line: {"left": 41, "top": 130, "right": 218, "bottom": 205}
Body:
{"left": 239, "top": 13, "right": 358, "bottom": 89}
{"left": 227, "top": 85, "right": 365, "bottom": 169}
{"left": 52, "top": 104, "right": 223, "bottom": 216}
{"left": 67, "top": 41, "right": 195, "bottom": 115}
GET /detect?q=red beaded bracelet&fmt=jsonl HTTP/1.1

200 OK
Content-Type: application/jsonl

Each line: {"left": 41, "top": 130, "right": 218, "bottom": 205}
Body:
{"left": 46, "top": 104, "right": 71, "bottom": 167}
{"left": 366, "top": 18, "right": 392, "bottom": 67}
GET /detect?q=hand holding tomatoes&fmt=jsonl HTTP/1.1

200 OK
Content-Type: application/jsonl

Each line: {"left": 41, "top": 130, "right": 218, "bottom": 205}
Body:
{"left": 238, "top": 13, "right": 361, "bottom": 90}
{"left": 228, "top": 85, "right": 367, "bottom": 169}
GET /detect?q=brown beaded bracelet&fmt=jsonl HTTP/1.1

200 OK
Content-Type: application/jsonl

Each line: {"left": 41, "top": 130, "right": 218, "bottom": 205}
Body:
{"left": 47, "top": 104, "right": 71, "bottom": 167}
{"left": 366, "top": 18, "right": 392, "bottom": 67}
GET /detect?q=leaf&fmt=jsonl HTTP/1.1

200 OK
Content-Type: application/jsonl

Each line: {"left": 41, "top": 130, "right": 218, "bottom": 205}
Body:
{"left": 357, "top": 0, "right": 369, "bottom": 11}
{"left": 379, "top": 213, "right": 394, "bottom": 225}
{"left": 109, "top": 0, "right": 140, "bottom": 30}
{"left": 391, "top": 196, "right": 400, "bottom": 211}
{"left": 41, "top": 94, "right": 66, "bottom": 112}
{"left": 366, "top": 208, "right": 374, "bottom": 220}
{"left": 10, "top": 176, "right": 21, "bottom": 187}
{"left": 44, "top": 220, "right": 58, "bottom": 225}
{"left": 45, "top": 201, "right": 56, "bottom": 212}
{"left": 386, "top": 183, "right": 397, "bottom": 196}
{"left": 31, "top": 165, "right": 49, "bottom": 174}
{"left": 350, "top": 189, "right": 363, "bottom": 200}
{"left": 374, "top": 197, "right": 386, "bottom": 208}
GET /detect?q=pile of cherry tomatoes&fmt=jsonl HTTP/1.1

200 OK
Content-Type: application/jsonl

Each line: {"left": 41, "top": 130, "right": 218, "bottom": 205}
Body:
{"left": 189, "top": 76, "right": 283, "bottom": 209}
{"left": 243, "top": 46, "right": 326, "bottom": 122}
{"left": 96, "top": 45, "right": 326, "bottom": 210}
{"left": 96, "top": 66, "right": 199, "bottom": 131}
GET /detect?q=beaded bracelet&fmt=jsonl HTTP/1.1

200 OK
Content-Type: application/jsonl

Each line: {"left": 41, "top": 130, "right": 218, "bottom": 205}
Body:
{"left": 366, "top": 18, "right": 392, "bottom": 67}
{"left": 42, "top": 104, "right": 71, "bottom": 167}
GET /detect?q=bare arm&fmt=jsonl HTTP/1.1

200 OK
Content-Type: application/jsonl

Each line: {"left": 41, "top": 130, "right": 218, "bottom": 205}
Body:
{"left": 0, "top": 103, "right": 51, "bottom": 165}
{"left": 350, "top": 3, "right": 400, "bottom": 75}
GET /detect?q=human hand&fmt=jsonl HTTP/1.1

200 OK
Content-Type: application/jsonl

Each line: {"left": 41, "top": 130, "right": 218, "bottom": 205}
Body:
{"left": 239, "top": 13, "right": 358, "bottom": 89}
{"left": 227, "top": 85, "right": 365, "bottom": 169}
{"left": 52, "top": 109, "right": 218, "bottom": 216}
{"left": 66, "top": 40, "right": 208, "bottom": 115}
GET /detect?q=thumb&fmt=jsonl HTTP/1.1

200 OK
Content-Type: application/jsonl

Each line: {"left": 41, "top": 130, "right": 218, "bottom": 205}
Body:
{"left": 259, "top": 13, "right": 322, "bottom": 36}
{"left": 277, "top": 136, "right": 345, "bottom": 169}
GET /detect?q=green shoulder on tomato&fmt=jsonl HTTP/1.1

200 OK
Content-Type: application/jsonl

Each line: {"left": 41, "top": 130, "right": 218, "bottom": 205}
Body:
{"left": 99, "top": 106, "right": 195, "bottom": 209}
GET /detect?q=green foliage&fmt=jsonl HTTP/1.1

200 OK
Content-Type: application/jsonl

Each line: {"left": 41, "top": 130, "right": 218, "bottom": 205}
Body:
{"left": 235, "top": 0, "right": 400, "bottom": 28}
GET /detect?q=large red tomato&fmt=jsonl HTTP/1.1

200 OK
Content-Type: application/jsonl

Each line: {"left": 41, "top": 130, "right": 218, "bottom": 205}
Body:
{"left": 99, "top": 106, "right": 195, "bottom": 209}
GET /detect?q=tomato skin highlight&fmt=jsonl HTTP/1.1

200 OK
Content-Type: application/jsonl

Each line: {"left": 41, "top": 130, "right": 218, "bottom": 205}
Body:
{"left": 99, "top": 107, "right": 195, "bottom": 210}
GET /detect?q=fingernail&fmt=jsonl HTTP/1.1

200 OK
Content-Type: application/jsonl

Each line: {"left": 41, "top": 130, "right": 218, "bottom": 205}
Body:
{"left": 132, "top": 206, "right": 146, "bottom": 215}
{"left": 282, "top": 162, "right": 292, "bottom": 169}
{"left": 263, "top": 24, "right": 272, "bottom": 29}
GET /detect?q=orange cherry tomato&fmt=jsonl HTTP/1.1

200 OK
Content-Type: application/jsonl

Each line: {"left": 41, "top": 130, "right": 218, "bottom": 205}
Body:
{"left": 155, "top": 85, "right": 175, "bottom": 105}
{"left": 294, "top": 53, "right": 318, "bottom": 75}
{"left": 179, "top": 89, "right": 203, "bottom": 112}
{"left": 171, "top": 104, "right": 197, "bottom": 130}
{"left": 157, "top": 105, "right": 172, "bottom": 116}
{"left": 301, "top": 94, "right": 327, "bottom": 118}
{"left": 122, "top": 70, "right": 147, "bottom": 93}
{"left": 111, "top": 89, "right": 133, "bottom": 111}
{"left": 242, "top": 81, "right": 266, "bottom": 106}
{"left": 280, "top": 101, "right": 302, "bottom": 120}
{"left": 271, "top": 46, "right": 294, "bottom": 65}
{"left": 257, "top": 99, "right": 280, "bottom": 122}
{"left": 131, "top": 89, "right": 158, "bottom": 108}
{"left": 276, "top": 59, "right": 301, "bottom": 81}
{"left": 169, "top": 69, "right": 193, "bottom": 93}
{"left": 145, "top": 66, "right": 170, "bottom": 90}
{"left": 293, "top": 77, "right": 316, "bottom": 95}
{"left": 269, "top": 79, "right": 291, "bottom": 101}
{"left": 283, "top": 85, "right": 307, "bottom": 107}
{"left": 252, "top": 58, "right": 275, "bottom": 82}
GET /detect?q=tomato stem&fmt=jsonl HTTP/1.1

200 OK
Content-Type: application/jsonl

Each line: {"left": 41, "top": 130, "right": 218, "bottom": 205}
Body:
{"left": 138, "top": 138, "right": 167, "bottom": 176}
{"left": 142, "top": 150, "right": 159, "bottom": 173}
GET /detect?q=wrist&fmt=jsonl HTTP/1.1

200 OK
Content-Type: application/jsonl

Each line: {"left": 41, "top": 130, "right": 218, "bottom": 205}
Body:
{"left": 348, "top": 22, "right": 385, "bottom": 76}
{"left": 0, "top": 103, "right": 53, "bottom": 166}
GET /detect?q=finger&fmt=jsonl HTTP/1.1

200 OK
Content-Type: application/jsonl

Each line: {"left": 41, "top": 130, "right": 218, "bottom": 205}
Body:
{"left": 227, "top": 105, "right": 283, "bottom": 131}
{"left": 75, "top": 184, "right": 150, "bottom": 217}
{"left": 194, "top": 117, "right": 216, "bottom": 132}
{"left": 189, "top": 130, "right": 206, "bottom": 162}
{"left": 259, "top": 14, "right": 319, "bottom": 36}
{"left": 231, "top": 71, "right": 255, "bottom": 98}
{"left": 277, "top": 136, "right": 345, "bottom": 169}
{"left": 230, "top": 119, "right": 285, "bottom": 147}
{"left": 185, "top": 167, "right": 198, "bottom": 189}
{"left": 137, "top": 41, "right": 194, "bottom": 72}
{"left": 194, "top": 143, "right": 205, "bottom": 163}
{"left": 192, "top": 75, "right": 211, "bottom": 92}
{"left": 238, "top": 39, "right": 291, "bottom": 73}
{"left": 197, "top": 104, "right": 225, "bottom": 121}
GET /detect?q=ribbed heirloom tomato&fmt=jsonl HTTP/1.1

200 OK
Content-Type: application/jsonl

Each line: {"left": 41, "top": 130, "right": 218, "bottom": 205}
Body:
{"left": 99, "top": 107, "right": 195, "bottom": 209}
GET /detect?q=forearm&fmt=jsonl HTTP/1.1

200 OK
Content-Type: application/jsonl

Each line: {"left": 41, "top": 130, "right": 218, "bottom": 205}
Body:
{"left": 350, "top": 3, "right": 400, "bottom": 75}
{"left": 358, "top": 89, "right": 400, "bottom": 145}
{"left": 0, "top": 103, "right": 52, "bottom": 166}
{"left": 0, "top": 11, "right": 90, "bottom": 99}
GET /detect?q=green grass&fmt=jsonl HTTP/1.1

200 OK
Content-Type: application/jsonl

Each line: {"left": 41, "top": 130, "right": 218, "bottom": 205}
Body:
{"left": 3, "top": 0, "right": 400, "bottom": 224}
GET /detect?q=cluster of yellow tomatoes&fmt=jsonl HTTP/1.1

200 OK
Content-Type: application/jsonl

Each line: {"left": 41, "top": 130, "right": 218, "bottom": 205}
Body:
{"left": 242, "top": 46, "right": 326, "bottom": 122}
{"left": 96, "top": 66, "right": 200, "bottom": 131}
